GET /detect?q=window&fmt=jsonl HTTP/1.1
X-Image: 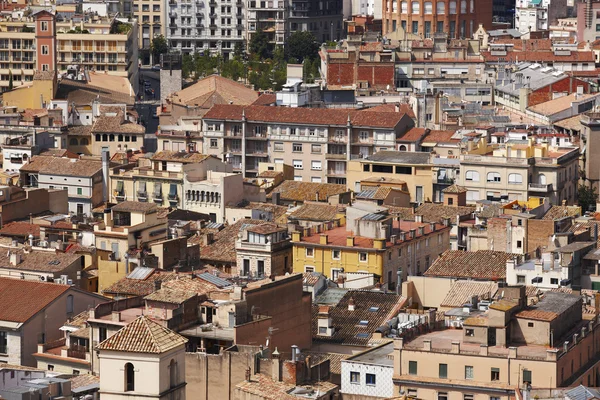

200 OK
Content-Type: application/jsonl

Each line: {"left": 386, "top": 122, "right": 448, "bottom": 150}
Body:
{"left": 73, "top": 369, "right": 80, "bottom": 375}
{"left": 408, "top": 389, "right": 418, "bottom": 397}
{"left": 41, "top": 45, "right": 49, "bottom": 55}
{"left": 99, "top": 326, "right": 107, "bottom": 342}
{"left": 411, "top": 1, "right": 419, "bottom": 13}
{"left": 305, "top": 266, "right": 315, "bottom": 273}
{"left": 66, "top": 294, "right": 74, "bottom": 314}
{"left": 528, "top": 322, "right": 534, "bottom": 327}
{"left": 359, "top": 252, "right": 367, "bottom": 262}
{"left": 517, "top": 240, "right": 522, "bottom": 249}
{"left": 0, "top": 331, "right": 6, "bottom": 353}
{"left": 487, "top": 172, "right": 501, "bottom": 183}
{"left": 48, "top": 365, "right": 54, "bottom": 371}
{"left": 293, "top": 160, "right": 303, "bottom": 169}
{"left": 517, "top": 275, "right": 525, "bottom": 284}
{"left": 274, "top": 142, "right": 284, "bottom": 151}
{"left": 424, "top": 1, "right": 432, "bottom": 13}
{"left": 293, "top": 143, "right": 302, "bottom": 152}
{"left": 491, "top": 368, "right": 500, "bottom": 381}
{"left": 311, "top": 161, "right": 322, "bottom": 170}
{"left": 465, "top": 328, "right": 474, "bottom": 336}
{"left": 306, "top": 248, "right": 314, "bottom": 257}
{"left": 311, "top": 144, "right": 321, "bottom": 153}
{"left": 41, "top": 21, "right": 48, "bottom": 31}
{"left": 125, "top": 362, "right": 135, "bottom": 391}
{"left": 438, "top": 392, "right": 448, "bottom": 400}
{"left": 551, "top": 278, "right": 559, "bottom": 285}
{"left": 332, "top": 250, "right": 341, "bottom": 260}
{"left": 350, "top": 371, "right": 360, "bottom": 383}
{"left": 523, "top": 369, "right": 532, "bottom": 384}
{"left": 290, "top": 128, "right": 297, "bottom": 135}
{"left": 331, "top": 268, "right": 341, "bottom": 281}
{"left": 366, "top": 373, "right": 376, "bottom": 385}
{"left": 465, "top": 170, "right": 479, "bottom": 182}
{"left": 464, "top": 395, "right": 474, "bottom": 400}
{"left": 210, "top": 139, "right": 218, "bottom": 148}
{"left": 436, "top": 1, "right": 445, "bottom": 13}
{"left": 465, "top": 366, "right": 474, "bottom": 380}
{"left": 439, "top": 364, "right": 448, "bottom": 379}
{"left": 508, "top": 173, "right": 523, "bottom": 184}
{"left": 409, "top": 361, "right": 417, "bottom": 375}
{"left": 319, "top": 326, "right": 327, "bottom": 334}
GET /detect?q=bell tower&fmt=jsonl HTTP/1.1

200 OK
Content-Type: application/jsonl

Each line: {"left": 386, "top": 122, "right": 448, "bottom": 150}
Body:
{"left": 34, "top": 10, "right": 56, "bottom": 74}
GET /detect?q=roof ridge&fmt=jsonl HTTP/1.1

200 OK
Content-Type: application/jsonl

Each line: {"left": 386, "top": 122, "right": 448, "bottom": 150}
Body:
{"left": 141, "top": 315, "right": 160, "bottom": 353}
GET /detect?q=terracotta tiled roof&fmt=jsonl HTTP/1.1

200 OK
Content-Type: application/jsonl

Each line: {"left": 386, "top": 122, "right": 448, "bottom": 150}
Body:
{"left": 423, "top": 129, "right": 458, "bottom": 143}
{"left": 529, "top": 93, "right": 599, "bottom": 116}
{"left": 20, "top": 156, "right": 102, "bottom": 177}
{"left": 288, "top": 203, "right": 343, "bottom": 222}
{"left": 235, "top": 373, "right": 337, "bottom": 400}
{"left": 440, "top": 281, "right": 498, "bottom": 308}
{"left": 144, "top": 288, "right": 196, "bottom": 304}
{"left": 169, "top": 74, "right": 258, "bottom": 107}
{"left": 39, "top": 149, "right": 80, "bottom": 158}
{"left": 362, "top": 103, "right": 416, "bottom": 119}
{"left": 110, "top": 201, "right": 158, "bottom": 214}
{"left": 91, "top": 113, "right": 144, "bottom": 134}
{"left": 200, "top": 219, "right": 265, "bottom": 264}
{"left": 257, "top": 170, "right": 282, "bottom": 178}
{"left": 162, "top": 275, "right": 223, "bottom": 296}
{"left": 34, "top": 70, "right": 55, "bottom": 81}
{"left": 268, "top": 181, "right": 349, "bottom": 202}
{"left": 312, "top": 290, "right": 405, "bottom": 346}
{"left": 424, "top": 250, "right": 517, "bottom": 280}
{"left": 151, "top": 151, "right": 212, "bottom": 164}
{"left": 302, "top": 272, "right": 322, "bottom": 287}
{"left": 55, "top": 79, "right": 135, "bottom": 105}
{"left": 302, "top": 351, "right": 350, "bottom": 374}
{"left": 252, "top": 93, "right": 277, "bottom": 106}
{"left": 442, "top": 184, "right": 467, "bottom": 194}
{"left": 203, "top": 104, "right": 408, "bottom": 128}
{"left": 398, "top": 127, "right": 428, "bottom": 142}
{"left": 515, "top": 309, "right": 557, "bottom": 321}
{"left": 102, "top": 271, "right": 178, "bottom": 297}
{"left": 67, "top": 125, "right": 93, "bottom": 136}
{"left": 0, "top": 278, "right": 71, "bottom": 322}
{"left": 542, "top": 205, "right": 581, "bottom": 220}
{"left": 245, "top": 223, "right": 286, "bottom": 235}
{"left": 0, "top": 249, "right": 82, "bottom": 273}
{"left": 70, "top": 374, "right": 100, "bottom": 391}
{"left": 414, "top": 203, "right": 475, "bottom": 222}
{"left": 386, "top": 206, "right": 414, "bottom": 220}
{"left": 0, "top": 222, "right": 40, "bottom": 238}
{"left": 96, "top": 315, "right": 187, "bottom": 353}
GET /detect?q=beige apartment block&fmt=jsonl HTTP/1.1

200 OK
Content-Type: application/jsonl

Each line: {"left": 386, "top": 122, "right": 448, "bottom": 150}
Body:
{"left": 201, "top": 104, "right": 414, "bottom": 185}
{"left": 459, "top": 138, "right": 579, "bottom": 205}
{"left": 134, "top": 0, "right": 165, "bottom": 65}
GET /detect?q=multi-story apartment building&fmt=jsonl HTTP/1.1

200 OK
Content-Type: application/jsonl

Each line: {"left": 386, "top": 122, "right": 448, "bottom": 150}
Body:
{"left": 515, "top": 0, "right": 567, "bottom": 33}
{"left": 577, "top": 0, "right": 600, "bottom": 43}
{"left": 393, "top": 288, "right": 600, "bottom": 398}
{"left": 458, "top": 138, "right": 579, "bottom": 205}
{"left": 0, "top": 11, "right": 138, "bottom": 92}
{"left": 235, "top": 222, "right": 292, "bottom": 278}
{"left": 581, "top": 112, "right": 600, "bottom": 195}
{"left": 247, "top": 0, "right": 343, "bottom": 50}
{"left": 291, "top": 202, "right": 450, "bottom": 290}
{"left": 166, "top": 0, "right": 245, "bottom": 59}
{"left": 201, "top": 104, "right": 414, "bottom": 184}
{"left": 134, "top": 0, "right": 164, "bottom": 65}
{"left": 382, "top": 0, "right": 493, "bottom": 38}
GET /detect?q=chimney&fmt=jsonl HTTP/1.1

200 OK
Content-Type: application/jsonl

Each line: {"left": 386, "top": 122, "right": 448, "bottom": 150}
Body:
{"left": 480, "top": 345, "right": 488, "bottom": 356}
{"left": 508, "top": 347, "right": 518, "bottom": 358}
{"left": 315, "top": 191, "right": 320, "bottom": 202}
{"left": 291, "top": 345, "right": 298, "bottom": 362}
{"left": 346, "top": 236, "right": 354, "bottom": 246}
{"left": 581, "top": 326, "right": 587, "bottom": 338}
{"left": 103, "top": 208, "right": 112, "bottom": 226}
{"left": 272, "top": 192, "right": 280, "bottom": 205}
{"left": 415, "top": 215, "right": 423, "bottom": 223}
{"left": 28, "top": 234, "right": 34, "bottom": 247}
{"left": 573, "top": 333, "right": 579, "bottom": 345}
{"left": 418, "top": 226, "right": 425, "bottom": 236}
{"left": 451, "top": 342, "right": 460, "bottom": 353}
{"left": 429, "top": 222, "right": 436, "bottom": 232}
{"left": 9, "top": 252, "right": 21, "bottom": 266}
{"left": 320, "top": 234, "right": 328, "bottom": 245}
{"left": 423, "top": 339, "right": 431, "bottom": 351}
{"left": 154, "top": 280, "right": 162, "bottom": 291}
{"left": 348, "top": 296, "right": 355, "bottom": 311}
{"left": 102, "top": 150, "right": 110, "bottom": 203}
{"left": 409, "top": 229, "right": 416, "bottom": 239}
{"left": 111, "top": 311, "right": 121, "bottom": 322}
{"left": 395, "top": 103, "right": 400, "bottom": 112}
{"left": 564, "top": 341, "right": 569, "bottom": 352}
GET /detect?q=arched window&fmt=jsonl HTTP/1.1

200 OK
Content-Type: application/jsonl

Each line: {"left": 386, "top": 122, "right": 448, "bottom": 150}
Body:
{"left": 125, "top": 363, "right": 134, "bottom": 392}
{"left": 186, "top": 190, "right": 191, "bottom": 201}
{"left": 508, "top": 173, "right": 523, "bottom": 184}
{"left": 118, "top": 134, "right": 124, "bottom": 142}
{"left": 487, "top": 172, "right": 501, "bottom": 183}
{"left": 210, "top": 192, "right": 215, "bottom": 203}
{"left": 399, "top": 145, "right": 407, "bottom": 151}
{"left": 470, "top": 0, "right": 474, "bottom": 12}
{"left": 436, "top": 1, "right": 445, "bottom": 13}
{"left": 102, "top": 134, "right": 108, "bottom": 142}
{"left": 449, "top": 1, "right": 457, "bottom": 14}
{"left": 95, "top": 134, "right": 101, "bottom": 142}
{"left": 109, "top": 134, "right": 115, "bottom": 142}
{"left": 401, "top": 1, "right": 407, "bottom": 13}
{"left": 411, "top": 1, "right": 419, "bottom": 13}
{"left": 539, "top": 174, "right": 547, "bottom": 185}
{"left": 66, "top": 294, "right": 73, "bottom": 314}
{"left": 424, "top": 1, "right": 433, "bottom": 14}
{"left": 460, "top": 0, "right": 466, "bottom": 13}
{"left": 465, "top": 170, "right": 479, "bottom": 182}
{"left": 200, "top": 191, "right": 205, "bottom": 202}
{"left": 215, "top": 193, "right": 220, "bottom": 203}
{"left": 169, "top": 359, "right": 177, "bottom": 388}
{"left": 69, "top": 138, "right": 78, "bottom": 146}
{"left": 80, "top": 138, "right": 89, "bottom": 145}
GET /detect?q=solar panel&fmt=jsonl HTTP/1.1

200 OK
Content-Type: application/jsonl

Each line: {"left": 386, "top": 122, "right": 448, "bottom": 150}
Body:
{"left": 356, "top": 333, "right": 370, "bottom": 339}
{"left": 197, "top": 272, "right": 232, "bottom": 288}
{"left": 126, "top": 267, "right": 155, "bottom": 280}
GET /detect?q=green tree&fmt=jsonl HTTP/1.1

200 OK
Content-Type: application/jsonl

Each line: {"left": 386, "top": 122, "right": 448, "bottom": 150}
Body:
{"left": 8, "top": 70, "right": 13, "bottom": 91}
{"left": 150, "top": 35, "right": 168, "bottom": 64}
{"left": 249, "top": 29, "right": 270, "bottom": 60}
{"left": 182, "top": 53, "right": 194, "bottom": 79}
{"left": 303, "top": 57, "right": 320, "bottom": 83}
{"left": 286, "top": 31, "right": 319, "bottom": 63}
{"left": 233, "top": 41, "right": 245, "bottom": 60}
{"left": 578, "top": 184, "right": 598, "bottom": 212}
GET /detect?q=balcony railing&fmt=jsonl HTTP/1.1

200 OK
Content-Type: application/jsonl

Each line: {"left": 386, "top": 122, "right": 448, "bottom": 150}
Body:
{"left": 528, "top": 183, "right": 553, "bottom": 192}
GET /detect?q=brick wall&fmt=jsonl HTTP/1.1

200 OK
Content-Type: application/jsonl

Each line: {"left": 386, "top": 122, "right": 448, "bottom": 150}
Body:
{"left": 487, "top": 218, "right": 510, "bottom": 252}
{"left": 528, "top": 77, "right": 590, "bottom": 108}
{"left": 527, "top": 219, "right": 555, "bottom": 253}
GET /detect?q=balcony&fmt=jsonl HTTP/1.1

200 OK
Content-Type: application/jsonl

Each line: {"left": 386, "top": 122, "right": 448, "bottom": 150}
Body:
{"left": 170, "top": 22, "right": 178, "bottom": 28}
{"left": 325, "top": 153, "right": 347, "bottom": 160}
{"left": 246, "top": 132, "right": 268, "bottom": 140}
{"left": 327, "top": 169, "right": 346, "bottom": 176}
{"left": 137, "top": 191, "right": 148, "bottom": 201}
{"left": 209, "top": 0, "right": 217, "bottom": 5}
{"left": 170, "top": 11, "right": 177, "bottom": 17}
{"left": 528, "top": 183, "right": 553, "bottom": 193}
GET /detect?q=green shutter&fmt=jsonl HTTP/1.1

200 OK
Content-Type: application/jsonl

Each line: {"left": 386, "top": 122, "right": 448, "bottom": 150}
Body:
{"left": 523, "top": 369, "right": 532, "bottom": 384}
{"left": 409, "top": 361, "right": 417, "bottom": 375}
{"left": 439, "top": 364, "right": 448, "bottom": 379}
{"left": 592, "top": 282, "right": 600, "bottom": 291}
